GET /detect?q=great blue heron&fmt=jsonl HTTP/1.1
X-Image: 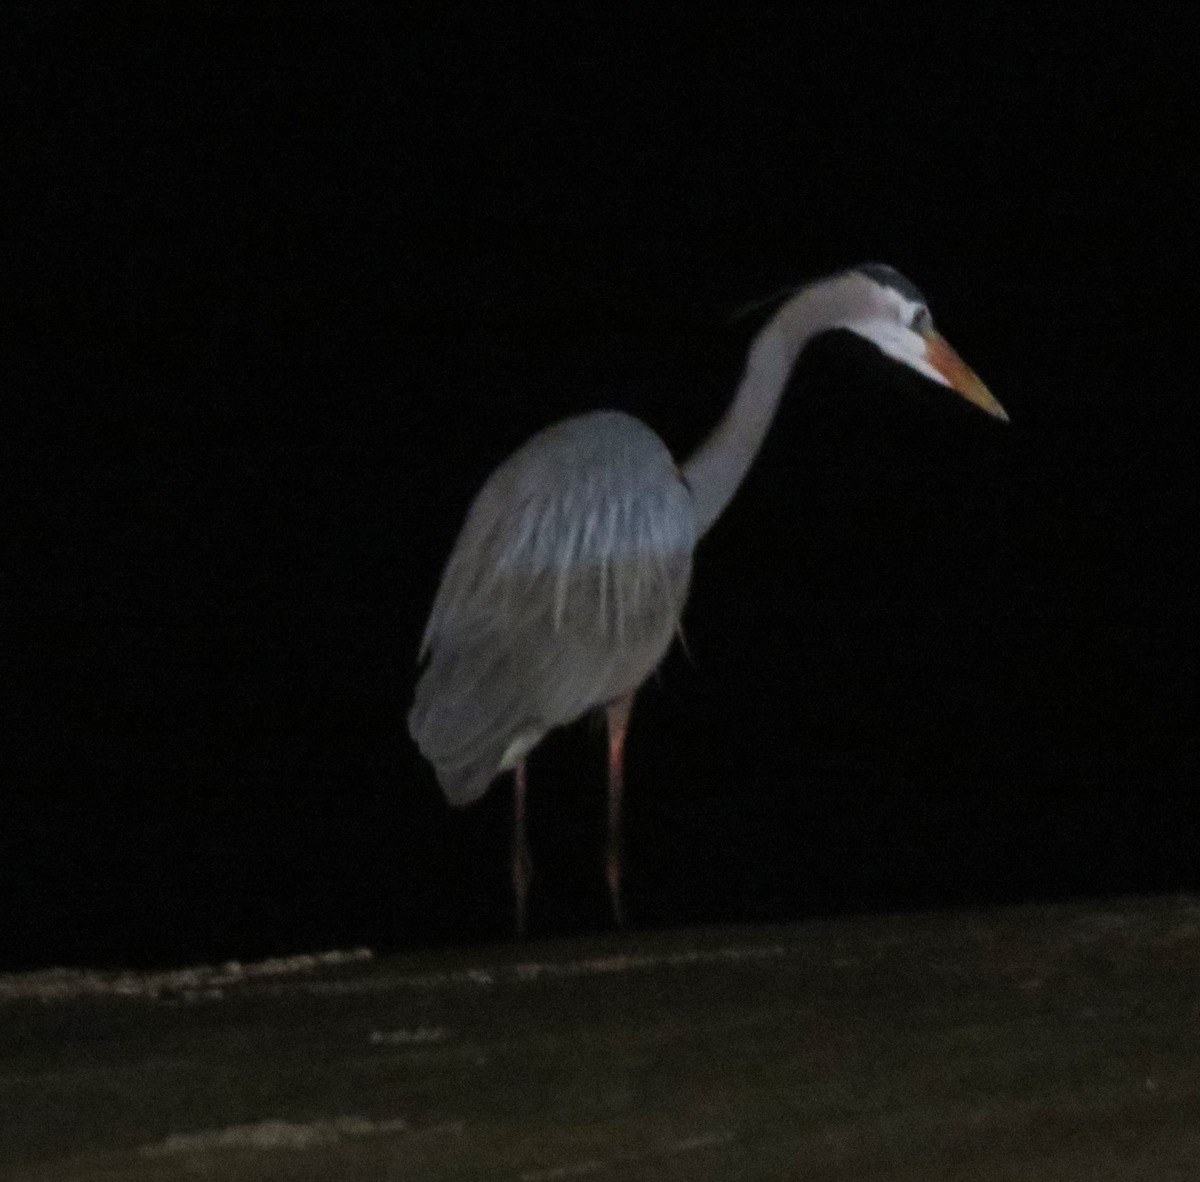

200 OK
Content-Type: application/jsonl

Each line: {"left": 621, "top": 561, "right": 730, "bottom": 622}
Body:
{"left": 410, "top": 263, "right": 1007, "bottom": 935}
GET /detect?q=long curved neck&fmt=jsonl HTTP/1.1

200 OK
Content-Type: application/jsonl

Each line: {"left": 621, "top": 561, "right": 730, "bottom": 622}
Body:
{"left": 682, "top": 277, "right": 864, "bottom": 537}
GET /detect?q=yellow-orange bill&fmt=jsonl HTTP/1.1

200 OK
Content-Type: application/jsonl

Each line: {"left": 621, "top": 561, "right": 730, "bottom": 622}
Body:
{"left": 922, "top": 329, "right": 1009, "bottom": 422}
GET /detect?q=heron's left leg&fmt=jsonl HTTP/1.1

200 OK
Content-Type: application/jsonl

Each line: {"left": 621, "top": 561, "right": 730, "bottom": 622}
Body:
{"left": 512, "top": 759, "right": 532, "bottom": 938}
{"left": 605, "top": 691, "right": 635, "bottom": 927}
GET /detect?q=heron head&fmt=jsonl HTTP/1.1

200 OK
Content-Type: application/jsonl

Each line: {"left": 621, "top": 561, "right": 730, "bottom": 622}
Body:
{"left": 836, "top": 263, "right": 1008, "bottom": 422}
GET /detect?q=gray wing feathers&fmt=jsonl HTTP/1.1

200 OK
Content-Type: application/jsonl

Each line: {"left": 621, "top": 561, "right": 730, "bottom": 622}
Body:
{"left": 409, "top": 411, "right": 696, "bottom": 805}
{"left": 407, "top": 644, "right": 538, "bottom": 806}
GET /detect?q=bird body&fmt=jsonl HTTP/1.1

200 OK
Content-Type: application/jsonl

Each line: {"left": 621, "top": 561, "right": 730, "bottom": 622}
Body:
{"left": 409, "top": 264, "right": 1007, "bottom": 932}
{"left": 410, "top": 410, "right": 695, "bottom": 806}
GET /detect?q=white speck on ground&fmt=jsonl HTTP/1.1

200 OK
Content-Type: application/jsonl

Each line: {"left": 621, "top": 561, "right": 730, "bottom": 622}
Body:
{"left": 369, "top": 1025, "right": 451, "bottom": 1044}
{"left": 520, "top": 1159, "right": 605, "bottom": 1180}
{"left": 0, "top": 947, "right": 373, "bottom": 1003}
{"left": 137, "top": 1114, "right": 410, "bottom": 1155}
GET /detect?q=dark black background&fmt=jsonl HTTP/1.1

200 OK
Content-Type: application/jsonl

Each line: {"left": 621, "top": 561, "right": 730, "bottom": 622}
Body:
{"left": 5, "top": 4, "right": 1196, "bottom": 971}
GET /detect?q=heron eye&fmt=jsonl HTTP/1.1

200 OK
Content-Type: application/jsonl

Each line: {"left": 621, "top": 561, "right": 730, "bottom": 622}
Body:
{"left": 910, "top": 306, "right": 932, "bottom": 333}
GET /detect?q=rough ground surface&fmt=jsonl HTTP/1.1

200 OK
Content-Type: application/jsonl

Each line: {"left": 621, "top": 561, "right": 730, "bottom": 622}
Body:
{"left": 3, "top": 895, "right": 1200, "bottom": 1180}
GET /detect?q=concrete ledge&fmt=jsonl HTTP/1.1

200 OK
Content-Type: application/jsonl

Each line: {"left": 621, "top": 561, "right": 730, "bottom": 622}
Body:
{"left": 4, "top": 894, "right": 1200, "bottom": 1180}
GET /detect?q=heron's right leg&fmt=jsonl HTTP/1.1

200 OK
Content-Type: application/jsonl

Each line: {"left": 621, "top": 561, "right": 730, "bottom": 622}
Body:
{"left": 512, "top": 759, "right": 532, "bottom": 938}
{"left": 605, "top": 692, "right": 635, "bottom": 928}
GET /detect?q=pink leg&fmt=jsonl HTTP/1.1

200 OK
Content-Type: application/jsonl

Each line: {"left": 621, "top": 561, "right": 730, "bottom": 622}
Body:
{"left": 512, "top": 759, "right": 532, "bottom": 938}
{"left": 605, "top": 692, "right": 635, "bottom": 927}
